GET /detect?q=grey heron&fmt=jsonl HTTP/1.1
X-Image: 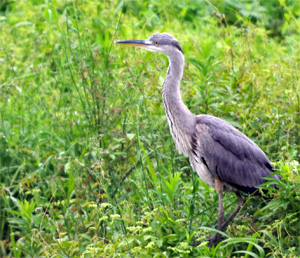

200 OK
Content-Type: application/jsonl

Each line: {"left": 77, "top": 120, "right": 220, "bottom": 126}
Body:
{"left": 115, "top": 33, "right": 280, "bottom": 246}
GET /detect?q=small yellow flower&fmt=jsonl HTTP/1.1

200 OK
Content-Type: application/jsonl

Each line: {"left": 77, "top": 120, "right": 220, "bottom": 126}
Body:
{"left": 142, "top": 227, "right": 152, "bottom": 233}
{"left": 145, "top": 241, "right": 155, "bottom": 249}
{"left": 100, "top": 203, "right": 112, "bottom": 208}
{"left": 110, "top": 214, "right": 121, "bottom": 220}
{"left": 99, "top": 216, "right": 108, "bottom": 222}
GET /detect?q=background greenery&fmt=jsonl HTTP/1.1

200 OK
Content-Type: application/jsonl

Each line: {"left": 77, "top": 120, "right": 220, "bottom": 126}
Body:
{"left": 0, "top": 0, "right": 300, "bottom": 257}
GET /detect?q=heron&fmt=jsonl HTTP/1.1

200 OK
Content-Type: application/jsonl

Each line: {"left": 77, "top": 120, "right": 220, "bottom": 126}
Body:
{"left": 115, "top": 33, "right": 280, "bottom": 246}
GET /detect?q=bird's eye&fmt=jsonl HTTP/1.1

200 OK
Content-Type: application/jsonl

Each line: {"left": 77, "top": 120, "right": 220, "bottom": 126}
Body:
{"left": 155, "top": 42, "right": 159, "bottom": 45}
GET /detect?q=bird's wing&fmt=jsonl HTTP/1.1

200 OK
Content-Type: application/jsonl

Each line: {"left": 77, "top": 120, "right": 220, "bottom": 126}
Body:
{"left": 192, "top": 115, "right": 278, "bottom": 192}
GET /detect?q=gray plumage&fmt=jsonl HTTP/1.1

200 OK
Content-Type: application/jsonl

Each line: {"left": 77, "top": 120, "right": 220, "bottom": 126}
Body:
{"left": 191, "top": 115, "right": 278, "bottom": 192}
{"left": 115, "top": 33, "right": 280, "bottom": 246}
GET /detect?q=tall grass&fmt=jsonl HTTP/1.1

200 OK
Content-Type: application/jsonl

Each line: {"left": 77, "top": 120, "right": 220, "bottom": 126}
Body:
{"left": 0, "top": 0, "right": 300, "bottom": 257}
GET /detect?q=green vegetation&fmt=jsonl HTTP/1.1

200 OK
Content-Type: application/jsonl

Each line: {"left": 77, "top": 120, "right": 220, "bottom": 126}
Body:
{"left": 1, "top": 0, "right": 300, "bottom": 257}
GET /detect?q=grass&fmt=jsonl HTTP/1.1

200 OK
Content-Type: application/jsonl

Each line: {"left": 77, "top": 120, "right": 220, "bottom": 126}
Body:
{"left": 0, "top": 0, "right": 300, "bottom": 257}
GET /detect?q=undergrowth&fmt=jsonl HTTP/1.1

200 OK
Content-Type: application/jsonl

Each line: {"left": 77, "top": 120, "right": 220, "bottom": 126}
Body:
{"left": 0, "top": 0, "right": 300, "bottom": 257}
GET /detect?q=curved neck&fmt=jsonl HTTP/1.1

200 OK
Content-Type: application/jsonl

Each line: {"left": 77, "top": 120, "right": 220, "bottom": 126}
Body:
{"left": 162, "top": 51, "right": 194, "bottom": 135}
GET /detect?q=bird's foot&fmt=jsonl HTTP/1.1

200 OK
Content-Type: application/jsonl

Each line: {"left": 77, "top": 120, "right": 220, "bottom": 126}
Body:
{"left": 190, "top": 241, "right": 202, "bottom": 247}
{"left": 208, "top": 233, "right": 223, "bottom": 247}
{"left": 190, "top": 233, "right": 223, "bottom": 247}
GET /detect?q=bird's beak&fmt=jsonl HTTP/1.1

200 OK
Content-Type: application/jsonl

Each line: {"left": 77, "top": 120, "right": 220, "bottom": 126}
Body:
{"left": 114, "top": 39, "right": 153, "bottom": 50}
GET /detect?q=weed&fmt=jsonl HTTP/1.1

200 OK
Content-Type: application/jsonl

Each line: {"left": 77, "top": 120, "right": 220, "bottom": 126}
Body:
{"left": 0, "top": 0, "right": 300, "bottom": 257}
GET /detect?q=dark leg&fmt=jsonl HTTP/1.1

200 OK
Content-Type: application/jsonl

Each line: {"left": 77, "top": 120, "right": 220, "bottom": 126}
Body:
{"left": 209, "top": 178, "right": 223, "bottom": 247}
{"left": 216, "top": 178, "right": 224, "bottom": 231}
{"left": 221, "top": 192, "right": 244, "bottom": 231}
{"left": 193, "top": 186, "right": 244, "bottom": 248}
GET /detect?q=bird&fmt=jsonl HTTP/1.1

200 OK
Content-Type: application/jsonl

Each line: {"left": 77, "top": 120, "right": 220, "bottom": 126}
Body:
{"left": 115, "top": 33, "right": 280, "bottom": 246}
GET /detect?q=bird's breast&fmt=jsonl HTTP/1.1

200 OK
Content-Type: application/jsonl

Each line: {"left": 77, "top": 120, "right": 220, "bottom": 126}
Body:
{"left": 189, "top": 155, "right": 215, "bottom": 187}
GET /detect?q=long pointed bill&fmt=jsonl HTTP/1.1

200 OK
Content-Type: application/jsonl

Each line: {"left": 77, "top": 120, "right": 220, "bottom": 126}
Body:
{"left": 115, "top": 39, "right": 153, "bottom": 50}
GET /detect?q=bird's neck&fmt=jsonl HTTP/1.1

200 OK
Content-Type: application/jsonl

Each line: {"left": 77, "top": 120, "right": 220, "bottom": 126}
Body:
{"left": 162, "top": 51, "right": 195, "bottom": 155}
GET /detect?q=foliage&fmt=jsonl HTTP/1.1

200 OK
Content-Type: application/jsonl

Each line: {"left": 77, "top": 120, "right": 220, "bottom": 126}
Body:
{"left": 0, "top": 0, "right": 300, "bottom": 257}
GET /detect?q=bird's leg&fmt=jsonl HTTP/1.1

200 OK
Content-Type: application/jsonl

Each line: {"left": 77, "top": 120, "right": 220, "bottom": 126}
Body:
{"left": 209, "top": 178, "right": 224, "bottom": 247}
{"left": 209, "top": 190, "right": 244, "bottom": 247}
{"left": 221, "top": 192, "right": 244, "bottom": 231}
{"left": 216, "top": 178, "right": 224, "bottom": 231}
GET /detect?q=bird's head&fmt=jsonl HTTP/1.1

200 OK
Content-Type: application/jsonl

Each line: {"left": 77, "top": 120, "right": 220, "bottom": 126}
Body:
{"left": 115, "top": 33, "right": 183, "bottom": 55}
